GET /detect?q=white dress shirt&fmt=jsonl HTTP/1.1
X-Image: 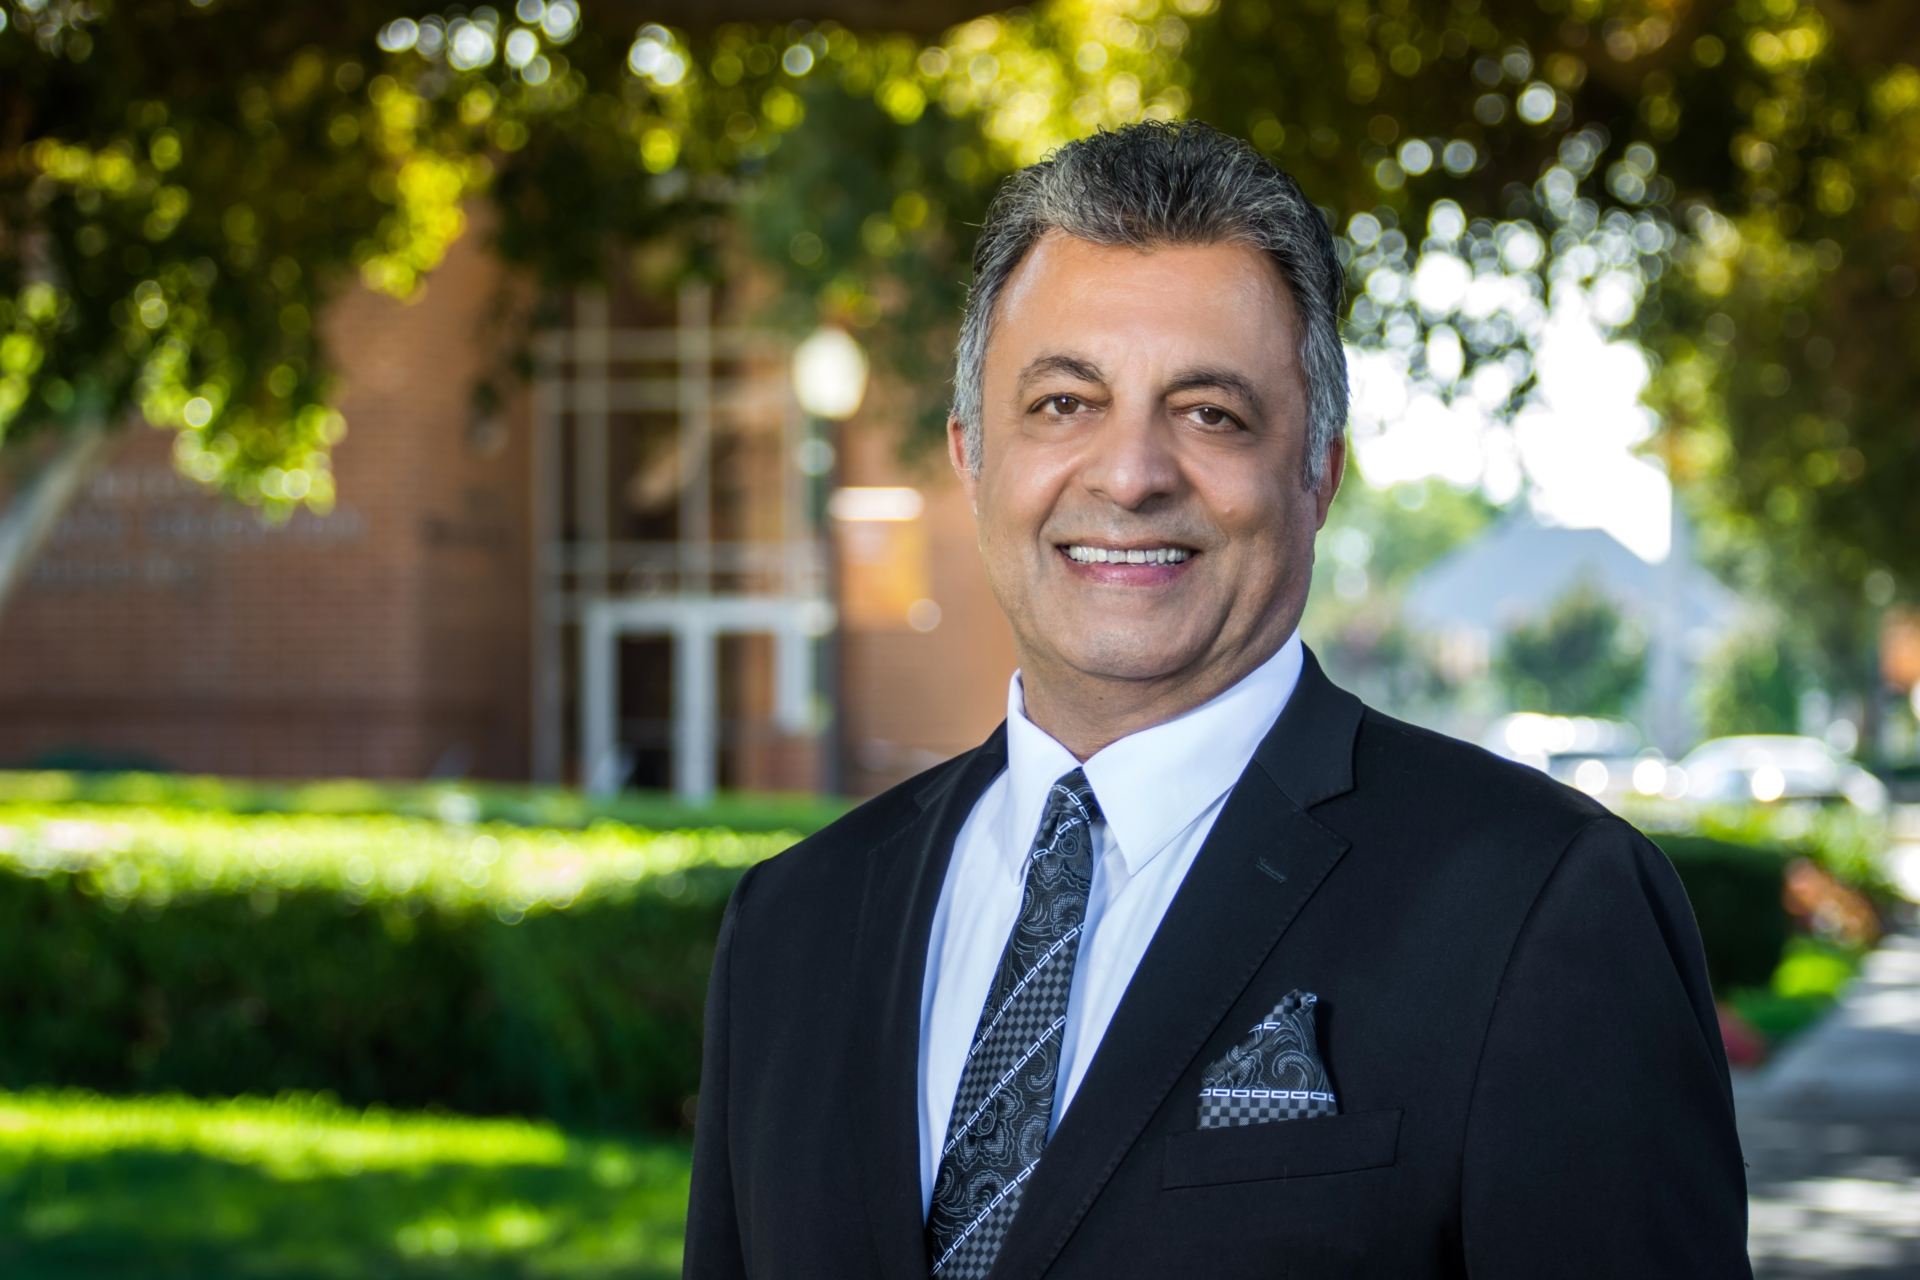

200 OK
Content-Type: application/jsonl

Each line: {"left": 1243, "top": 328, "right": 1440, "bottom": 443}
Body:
{"left": 915, "top": 628, "right": 1305, "bottom": 1214}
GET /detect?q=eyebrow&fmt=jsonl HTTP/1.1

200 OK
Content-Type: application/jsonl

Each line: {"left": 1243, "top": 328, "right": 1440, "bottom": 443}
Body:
{"left": 1014, "top": 351, "right": 1269, "bottom": 419}
{"left": 1014, "top": 352, "right": 1106, "bottom": 397}
{"left": 1163, "top": 366, "right": 1268, "bottom": 420}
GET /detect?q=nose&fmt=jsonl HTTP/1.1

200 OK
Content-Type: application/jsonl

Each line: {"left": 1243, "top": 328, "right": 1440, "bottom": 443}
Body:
{"left": 1078, "top": 401, "right": 1183, "bottom": 511}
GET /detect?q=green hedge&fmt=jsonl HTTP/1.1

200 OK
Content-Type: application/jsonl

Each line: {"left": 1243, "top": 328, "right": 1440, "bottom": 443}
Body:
{"left": 1728, "top": 935, "right": 1867, "bottom": 1045}
{"left": 1645, "top": 832, "right": 1792, "bottom": 994}
{"left": 0, "top": 800, "right": 801, "bottom": 1134}
{"left": 0, "top": 776, "right": 1846, "bottom": 1130}
{"left": 0, "top": 768, "right": 851, "bottom": 835}
{"left": 1624, "top": 796, "right": 1897, "bottom": 905}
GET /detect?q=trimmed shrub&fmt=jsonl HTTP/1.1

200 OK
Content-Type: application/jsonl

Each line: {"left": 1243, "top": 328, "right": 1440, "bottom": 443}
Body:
{"left": 0, "top": 801, "right": 799, "bottom": 1134}
{"left": 0, "top": 768, "right": 849, "bottom": 834}
{"left": 0, "top": 779, "right": 1828, "bottom": 1126}
{"left": 1646, "top": 832, "right": 1792, "bottom": 994}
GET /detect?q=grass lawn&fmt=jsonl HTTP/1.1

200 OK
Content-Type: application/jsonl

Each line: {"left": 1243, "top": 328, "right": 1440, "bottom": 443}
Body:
{"left": 1729, "top": 934, "right": 1872, "bottom": 1052}
{"left": 0, "top": 1088, "right": 692, "bottom": 1278}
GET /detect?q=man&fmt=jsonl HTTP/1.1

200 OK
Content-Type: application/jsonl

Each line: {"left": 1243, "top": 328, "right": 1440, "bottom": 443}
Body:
{"left": 684, "top": 121, "right": 1751, "bottom": 1278}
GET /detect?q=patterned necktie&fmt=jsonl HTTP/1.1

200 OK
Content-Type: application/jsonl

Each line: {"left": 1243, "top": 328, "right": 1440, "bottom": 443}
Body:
{"left": 926, "top": 767, "right": 1102, "bottom": 1278}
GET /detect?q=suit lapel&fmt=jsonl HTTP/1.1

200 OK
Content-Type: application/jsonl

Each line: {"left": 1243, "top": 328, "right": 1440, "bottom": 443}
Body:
{"left": 847, "top": 722, "right": 1008, "bottom": 1278}
{"left": 989, "top": 644, "right": 1365, "bottom": 1280}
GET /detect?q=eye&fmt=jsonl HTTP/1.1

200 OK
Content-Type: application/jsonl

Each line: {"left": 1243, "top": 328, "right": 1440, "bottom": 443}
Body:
{"left": 1188, "top": 404, "right": 1242, "bottom": 429}
{"left": 1033, "top": 394, "right": 1085, "bottom": 417}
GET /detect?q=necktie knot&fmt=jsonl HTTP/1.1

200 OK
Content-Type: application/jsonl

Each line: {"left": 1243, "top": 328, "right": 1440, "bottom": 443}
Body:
{"left": 1040, "top": 767, "right": 1101, "bottom": 840}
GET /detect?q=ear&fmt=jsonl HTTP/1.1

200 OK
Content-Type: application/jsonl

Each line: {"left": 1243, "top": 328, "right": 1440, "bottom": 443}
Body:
{"left": 1313, "top": 434, "right": 1346, "bottom": 530}
{"left": 946, "top": 414, "right": 979, "bottom": 513}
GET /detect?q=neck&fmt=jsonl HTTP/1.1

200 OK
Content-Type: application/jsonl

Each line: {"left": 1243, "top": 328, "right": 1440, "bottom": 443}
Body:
{"left": 1018, "top": 641, "right": 1287, "bottom": 760}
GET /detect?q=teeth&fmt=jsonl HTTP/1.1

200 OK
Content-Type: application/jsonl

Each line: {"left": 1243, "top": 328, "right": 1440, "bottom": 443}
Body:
{"left": 1064, "top": 545, "right": 1192, "bottom": 565}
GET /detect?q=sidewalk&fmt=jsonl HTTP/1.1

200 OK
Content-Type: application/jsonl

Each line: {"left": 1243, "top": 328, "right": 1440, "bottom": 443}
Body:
{"left": 1737, "top": 928, "right": 1920, "bottom": 1277}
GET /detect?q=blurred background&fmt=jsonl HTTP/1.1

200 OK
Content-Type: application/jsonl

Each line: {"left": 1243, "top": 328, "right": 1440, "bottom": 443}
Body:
{"left": 2, "top": 0, "right": 1918, "bottom": 1275}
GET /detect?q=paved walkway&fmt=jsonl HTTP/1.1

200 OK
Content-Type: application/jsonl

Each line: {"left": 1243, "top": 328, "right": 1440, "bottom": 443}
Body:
{"left": 1738, "top": 920, "right": 1920, "bottom": 1277}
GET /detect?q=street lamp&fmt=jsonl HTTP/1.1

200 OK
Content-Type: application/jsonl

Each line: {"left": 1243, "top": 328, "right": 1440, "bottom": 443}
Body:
{"left": 790, "top": 325, "right": 868, "bottom": 798}
{"left": 791, "top": 326, "right": 869, "bottom": 422}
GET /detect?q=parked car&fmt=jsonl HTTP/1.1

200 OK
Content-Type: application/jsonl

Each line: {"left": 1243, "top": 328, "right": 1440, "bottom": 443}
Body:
{"left": 1676, "top": 734, "right": 1890, "bottom": 815}
{"left": 1480, "top": 713, "right": 1675, "bottom": 802}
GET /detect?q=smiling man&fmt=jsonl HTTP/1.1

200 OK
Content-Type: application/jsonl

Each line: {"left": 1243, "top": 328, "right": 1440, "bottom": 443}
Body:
{"left": 684, "top": 122, "right": 1752, "bottom": 1279}
{"left": 968, "top": 228, "right": 1325, "bottom": 757}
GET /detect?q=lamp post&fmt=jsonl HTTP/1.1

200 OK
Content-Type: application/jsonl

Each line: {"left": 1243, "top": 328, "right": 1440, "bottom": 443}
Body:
{"left": 790, "top": 325, "right": 868, "bottom": 798}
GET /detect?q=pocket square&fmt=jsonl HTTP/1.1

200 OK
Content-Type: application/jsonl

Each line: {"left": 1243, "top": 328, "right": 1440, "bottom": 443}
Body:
{"left": 1197, "top": 989, "right": 1338, "bottom": 1128}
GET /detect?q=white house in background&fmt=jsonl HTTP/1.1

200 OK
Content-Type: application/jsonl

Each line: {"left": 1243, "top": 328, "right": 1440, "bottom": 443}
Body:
{"left": 1402, "top": 508, "right": 1754, "bottom": 756}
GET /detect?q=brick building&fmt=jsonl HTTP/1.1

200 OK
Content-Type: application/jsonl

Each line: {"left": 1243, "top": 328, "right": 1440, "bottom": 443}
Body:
{"left": 0, "top": 213, "right": 1016, "bottom": 798}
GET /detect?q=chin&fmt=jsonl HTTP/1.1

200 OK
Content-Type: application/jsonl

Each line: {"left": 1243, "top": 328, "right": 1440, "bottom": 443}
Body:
{"left": 1059, "top": 633, "right": 1200, "bottom": 683}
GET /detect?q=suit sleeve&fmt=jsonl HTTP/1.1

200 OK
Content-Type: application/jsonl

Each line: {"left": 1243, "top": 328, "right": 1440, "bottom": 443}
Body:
{"left": 683, "top": 863, "right": 757, "bottom": 1279}
{"left": 1461, "top": 816, "right": 1752, "bottom": 1278}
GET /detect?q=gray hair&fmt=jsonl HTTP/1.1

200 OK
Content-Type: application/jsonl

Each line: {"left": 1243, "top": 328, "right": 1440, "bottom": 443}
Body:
{"left": 951, "top": 120, "right": 1348, "bottom": 490}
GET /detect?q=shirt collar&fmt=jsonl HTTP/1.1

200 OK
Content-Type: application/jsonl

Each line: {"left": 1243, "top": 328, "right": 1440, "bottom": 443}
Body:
{"left": 1000, "top": 629, "right": 1305, "bottom": 881}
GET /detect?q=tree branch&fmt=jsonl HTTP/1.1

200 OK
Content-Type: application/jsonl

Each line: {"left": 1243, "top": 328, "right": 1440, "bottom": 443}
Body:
{"left": 0, "top": 422, "right": 120, "bottom": 622}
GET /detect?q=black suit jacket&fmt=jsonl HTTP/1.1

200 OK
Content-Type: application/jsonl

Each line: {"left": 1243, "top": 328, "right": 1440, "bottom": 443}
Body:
{"left": 684, "top": 646, "right": 1752, "bottom": 1278}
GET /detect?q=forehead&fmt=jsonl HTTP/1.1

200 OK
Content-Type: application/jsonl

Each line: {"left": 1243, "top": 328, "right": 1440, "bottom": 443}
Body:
{"left": 986, "top": 231, "right": 1300, "bottom": 375}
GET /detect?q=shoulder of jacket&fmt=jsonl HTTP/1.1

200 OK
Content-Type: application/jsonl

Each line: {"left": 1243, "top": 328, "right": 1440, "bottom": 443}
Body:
{"left": 742, "top": 748, "right": 978, "bottom": 893}
{"left": 1349, "top": 704, "right": 1615, "bottom": 843}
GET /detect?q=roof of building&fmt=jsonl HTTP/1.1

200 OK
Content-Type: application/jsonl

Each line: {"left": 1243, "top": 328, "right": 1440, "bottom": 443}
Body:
{"left": 1401, "top": 508, "right": 1749, "bottom": 639}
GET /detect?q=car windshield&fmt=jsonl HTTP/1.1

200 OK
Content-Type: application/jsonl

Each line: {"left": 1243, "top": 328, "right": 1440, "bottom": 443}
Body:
{"left": 1683, "top": 737, "right": 1839, "bottom": 772}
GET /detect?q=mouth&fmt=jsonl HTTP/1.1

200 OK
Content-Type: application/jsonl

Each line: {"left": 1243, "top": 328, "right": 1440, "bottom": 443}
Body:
{"left": 1055, "top": 541, "right": 1200, "bottom": 584}
{"left": 1059, "top": 543, "right": 1196, "bottom": 566}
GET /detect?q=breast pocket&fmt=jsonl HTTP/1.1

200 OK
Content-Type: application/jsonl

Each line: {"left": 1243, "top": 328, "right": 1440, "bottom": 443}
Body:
{"left": 1162, "top": 1108, "right": 1402, "bottom": 1189}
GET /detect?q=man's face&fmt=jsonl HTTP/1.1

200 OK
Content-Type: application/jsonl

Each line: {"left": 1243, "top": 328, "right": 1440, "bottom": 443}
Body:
{"left": 949, "top": 231, "right": 1344, "bottom": 700}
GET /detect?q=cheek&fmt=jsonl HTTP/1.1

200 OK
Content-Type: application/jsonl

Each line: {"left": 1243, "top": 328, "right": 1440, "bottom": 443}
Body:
{"left": 973, "top": 491, "right": 1044, "bottom": 595}
{"left": 1208, "top": 476, "right": 1285, "bottom": 540}
{"left": 979, "top": 498, "right": 1031, "bottom": 552}
{"left": 979, "top": 456, "right": 1063, "bottom": 543}
{"left": 1213, "top": 481, "right": 1311, "bottom": 570}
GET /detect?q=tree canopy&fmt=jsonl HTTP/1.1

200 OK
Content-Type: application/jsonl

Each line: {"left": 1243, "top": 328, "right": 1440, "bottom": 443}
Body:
{"left": 1494, "top": 579, "right": 1649, "bottom": 717}
{"left": 3, "top": 0, "right": 1916, "bottom": 639}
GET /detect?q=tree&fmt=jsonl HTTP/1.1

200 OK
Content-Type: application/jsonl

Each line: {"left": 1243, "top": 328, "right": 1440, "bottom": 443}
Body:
{"left": 4, "top": 0, "right": 1916, "bottom": 644}
{"left": 0, "top": 0, "right": 1145, "bottom": 612}
{"left": 1171, "top": 0, "right": 1919, "bottom": 729}
{"left": 1176, "top": 0, "right": 1919, "bottom": 586}
{"left": 1695, "top": 626, "right": 1807, "bottom": 738}
{"left": 1303, "top": 471, "right": 1498, "bottom": 715}
{"left": 4, "top": 2, "right": 498, "bottom": 608}
{"left": 1494, "top": 580, "right": 1648, "bottom": 716}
